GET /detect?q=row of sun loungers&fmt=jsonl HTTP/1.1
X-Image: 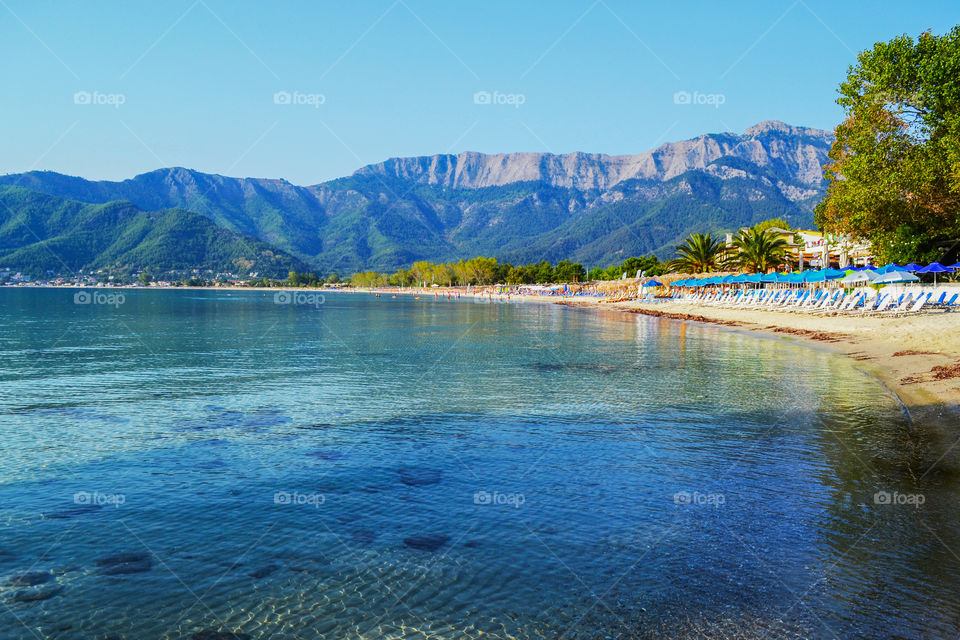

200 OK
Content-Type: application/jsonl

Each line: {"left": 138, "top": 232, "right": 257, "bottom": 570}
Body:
{"left": 677, "top": 288, "right": 958, "bottom": 316}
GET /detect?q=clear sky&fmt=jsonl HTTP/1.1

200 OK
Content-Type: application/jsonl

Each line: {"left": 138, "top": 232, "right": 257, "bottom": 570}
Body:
{"left": 2, "top": 1, "right": 957, "bottom": 185}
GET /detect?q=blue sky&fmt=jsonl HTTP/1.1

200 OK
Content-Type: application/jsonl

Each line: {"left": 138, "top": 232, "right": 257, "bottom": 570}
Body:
{"left": 2, "top": 1, "right": 957, "bottom": 185}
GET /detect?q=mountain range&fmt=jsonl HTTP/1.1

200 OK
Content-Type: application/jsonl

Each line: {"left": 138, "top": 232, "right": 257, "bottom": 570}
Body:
{"left": 0, "top": 120, "right": 833, "bottom": 277}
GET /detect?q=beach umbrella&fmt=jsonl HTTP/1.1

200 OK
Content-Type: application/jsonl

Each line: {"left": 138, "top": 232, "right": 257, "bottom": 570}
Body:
{"left": 948, "top": 262, "right": 960, "bottom": 270}
{"left": 643, "top": 279, "right": 663, "bottom": 287}
{"left": 876, "top": 263, "right": 909, "bottom": 274}
{"left": 917, "top": 262, "right": 951, "bottom": 286}
{"left": 874, "top": 271, "right": 920, "bottom": 284}
{"left": 744, "top": 274, "right": 763, "bottom": 284}
{"left": 720, "top": 275, "right": 736, "bottom": 284}
{"left": 759, "top": 272, "right": 779, "bottom": 283}
{"left": 903, "top": 263, "right": 923, "bottom": 272}
{"left": 822, "top": 268, "right": 847, "bottom": 279}
{"left": 840, "top": 269, "right": 881, "bottom": 285}
{"left": 803, "top": 270, "right": 825, "bottom": 283}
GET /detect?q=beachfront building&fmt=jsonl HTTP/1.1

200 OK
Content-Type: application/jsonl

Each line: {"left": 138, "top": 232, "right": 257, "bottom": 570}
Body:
{"left": 725, "top": 227, "right": 873, "bottom": 270}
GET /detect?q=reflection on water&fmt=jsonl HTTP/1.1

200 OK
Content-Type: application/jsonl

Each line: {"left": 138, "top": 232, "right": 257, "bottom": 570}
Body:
{"left": 0, "top": 289, "right": 957, "bottom": 639}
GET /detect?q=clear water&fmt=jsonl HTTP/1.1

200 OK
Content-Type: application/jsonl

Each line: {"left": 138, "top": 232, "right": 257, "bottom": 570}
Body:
{"left": 0, "top": 289, "right": 957, "bottom": 639}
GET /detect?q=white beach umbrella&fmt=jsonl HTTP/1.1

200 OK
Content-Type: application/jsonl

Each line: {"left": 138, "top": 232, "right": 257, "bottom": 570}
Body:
{"left": 840, "top": 270, "right": 881, "bottom": 285}
{"left": 874, "top": 271, "right": 920, "bottom": 284}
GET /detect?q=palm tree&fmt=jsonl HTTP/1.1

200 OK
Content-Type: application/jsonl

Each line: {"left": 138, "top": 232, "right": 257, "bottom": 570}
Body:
{"left": 667, "top": 233, "right": 726, "bottom": 273}
{"left": 730, "top": 227, "right": 789, "bottom": 273}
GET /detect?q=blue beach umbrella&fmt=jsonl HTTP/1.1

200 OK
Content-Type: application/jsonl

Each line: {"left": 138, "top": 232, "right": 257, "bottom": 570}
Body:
{"left": 876, "top": 264, "right": 908, "bottom": 274}
{"left": 917, "top": 262, "right": 951, "bottom": 286}
{"left": 744, "top": 274, "right": 763, "bottom": 284}
{"left": 822, "top": 268, "right": 847, "bottom": 280}
{"left": 720, "top": 275, "right": 736, "bottom": 284}
{"left": 643, "top": 279, "right": 663, "bottom": 287}
{"left": 731, "top": 274, "right": 749, "bottom": 284}
{"left": 759, "top": 272, "right": 779, "bottom": 283}
{"left": 903, "top": 263, "right": 923, "bottom": 272}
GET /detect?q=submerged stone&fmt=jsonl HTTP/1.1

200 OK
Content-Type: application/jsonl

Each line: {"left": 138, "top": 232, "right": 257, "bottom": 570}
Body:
{"left": 249, "top": 563, "right": 280, "bottom": 579}
{"left": 403, "top": 534, "right": 450, "bottom": 552}
{"left": 96, "top": 552, "right": 152, "bottom": 575}
{"left": 397, "top": 468, "right": 442, "bottom": 487}
{"left": 8, "top": 571, "right": 53, "bottom": 586}
{"left": 351, "top": 529, "right": 378, "bottom": 545}
{"left": 13, "top": 585, "right": 62, "bottom": 602}
{"left": 306, "top": 449, "right": 344, "bottom": 461}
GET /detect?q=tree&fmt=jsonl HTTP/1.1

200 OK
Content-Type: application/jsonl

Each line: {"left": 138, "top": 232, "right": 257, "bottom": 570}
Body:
{"left": 620, "top": 255, "right": 665, "bottom": 278}
{"left": 138, "top": 272, "right": 153, "bottom": 285}
{"left": 666, "top": 233, "right": 726, "bottom": 273}
{"left": 553, "top": 260, "right": 586, "bottom": 283}
{"left": 350, "top": 271, "right": 387, "bottom": 288}
{"left": 534, "top": 260, "right": 554, "bottom": 283}
{"left": 506, "top": 265, "right": 535, "bottom": 284}
{"left": 729, "top": 228, "right": 788, "bottom": 273}
{"left": 409, "top": 261, "right": 433, "bottom": 286}
{"left": 815, "top": 27, "right": 960, "bottom": 263}
{"left": 752, "top": 218, "right": 793, "bottom": 233}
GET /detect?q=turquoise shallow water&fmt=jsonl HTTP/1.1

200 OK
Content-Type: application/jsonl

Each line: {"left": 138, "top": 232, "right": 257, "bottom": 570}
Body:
{"left": 0, "top": 288, "right": 958, "bottom": 639}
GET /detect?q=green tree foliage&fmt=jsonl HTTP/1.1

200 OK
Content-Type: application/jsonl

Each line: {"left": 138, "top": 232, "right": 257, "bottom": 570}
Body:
{"left": 138, "top": 272, "right": 153, "bottom": 285}
{"left": 666, "top": 233, "right": 726, "bottom": 273}
{"left": 815, "top": 26, "right": 960, "bottom": 263}
{"left": 351, "top": 255, "right": 597, "bottom": 286}
{"left": 350, "top": 271, "right": 388, "bottom": 288}
{"left": 729, "top": 228, "right": 789, "bottom": 273}
{"left": 286, "top": 271, "right": 322, "bottom": 287}
{"left": 751, "top": 218, "right": 793, "bottom": 233}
